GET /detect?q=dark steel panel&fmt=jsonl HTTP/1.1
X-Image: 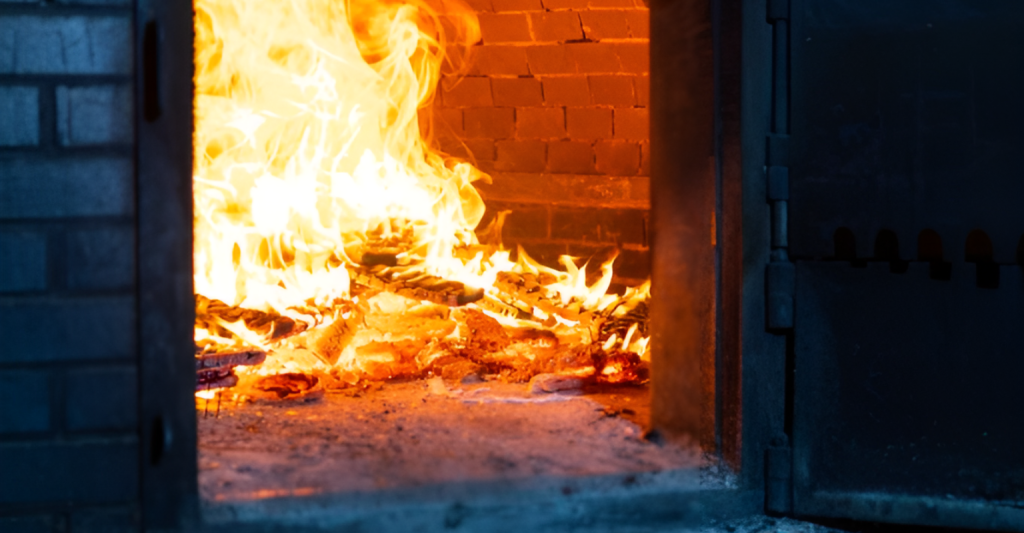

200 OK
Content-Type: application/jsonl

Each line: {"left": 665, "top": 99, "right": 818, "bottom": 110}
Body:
{"left": 136, "top": 0, "right": 198, "bottom": 529}
{"left": 792, "top": 261, "right": 1024, "bottom": 528}
{"left": 788, "top": 0, "right": 1024, "bottom": 263}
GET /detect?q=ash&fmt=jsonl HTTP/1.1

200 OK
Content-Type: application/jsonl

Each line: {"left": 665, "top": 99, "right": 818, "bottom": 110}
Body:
{"left": 198, "top": 381, "right": 697, "bottom": 503}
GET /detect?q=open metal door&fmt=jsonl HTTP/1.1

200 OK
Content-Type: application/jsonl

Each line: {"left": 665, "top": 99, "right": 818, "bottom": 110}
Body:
{"left": 782, "top": 0, "right": 1024, "bottom": 529}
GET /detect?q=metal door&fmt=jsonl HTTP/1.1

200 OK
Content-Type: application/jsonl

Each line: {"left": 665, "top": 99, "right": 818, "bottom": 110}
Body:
{"left": 783, "top": 1, "right": 1024, "bottom": 529}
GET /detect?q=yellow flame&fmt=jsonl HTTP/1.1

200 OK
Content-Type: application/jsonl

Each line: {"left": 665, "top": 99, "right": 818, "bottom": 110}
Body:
{"left": 194, "top": 0, "right": 486, "bottom": 312}
{"left": 193, "top": 0, "right": 649, "bottom": 375}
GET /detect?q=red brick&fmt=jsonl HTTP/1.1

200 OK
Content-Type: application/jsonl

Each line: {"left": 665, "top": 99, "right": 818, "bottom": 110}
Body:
{"left": 438, "top": 17, "right": 471, "bottom": 45}
{"left": 640, "top": 141, "right": 650, "bottom": 175}
{"left": 616, "top": 42, "right": 649, "bottom": 74}
{"left": 530, "top": 11, "right": 584, "bottom": 42}
{"left": 567, "top": 107, "right": 612, "bottom": 138}
{"left": 439, "top": 136, "right": 495, "bottom": 161}
{"left": 552, "top": 207, "right": 646, "bottom": 243}
{"left": 463, "top": 0, "right": 494, "bottom": 12}
{"left": 626, "top": 9, "right": 649, "bottom": 38}
{"left": 468, "top": 46, "right": 530, "bottom": 76}
{"left": 495, "top": 140, "right": 547, "bottom": 172}
{"left": 526, "top": 45, "right": 575, "bottom": 75}
{"left": 594, "top": 140, "right": 640, "bottom": 175}
{"left": 464, "top": 107, "right": 515, "bottom": 138}
{"left": 629, "top": 174, "right": 650, "bottom": 202}
{"left": 614, "top": 108, "right": 648, "bottom": 140}
{"left": 547, "top": 141, "right": 595, "bottom": 174}
{"left": 516, "top": 107, "right": 566, "bottom": 139}
{"left": 634, "top": 75, "right": 650, "bottom": 106}
{"left": 492, "top": 0, "right": 543, "bottom": 11}
{"left": 492, "top": 77, "right": 544, "bottom": 106}
{"left": 429, "top": 108, "right": 464, "bottom": 141}
{"left": 568, "top": 43, "right": 621, "bottom": 73}
{"left": 541, "top": 0, "right": 588, "bottom": 8}
{"left": 467, "top": 139, "right": 497, "bottom": 161}
{"left": 495, "top": 203, "right": 551, "bottom": 240}
{"left": 439, "top": 136, "right": 469, "bottom": 159}
{"left": 579, "top": 10, "right": 631, "bottom": 40}
{"left": 516, "top": 242, "right": 569, "bottom": 268}
{"left": 542, "top": 76, "right": 591, "bottom": 105}
{"left": 441, "top": 77, "right": 493, "bottom": 107}
{"left": 589, "top": 75, "right": 635, "bottom": 106}
{"left": 588, "top": 0, "right": 635, "bottom": 6}
{"left": 479, "top": 13, "right": 532, "bottom": 43}
{"left": 614, "top": 247, "right": 651, "bottom": 279}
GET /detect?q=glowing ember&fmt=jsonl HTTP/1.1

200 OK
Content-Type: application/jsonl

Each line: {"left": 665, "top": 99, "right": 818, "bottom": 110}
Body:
{"left": 193, "top": 0, "right": 650, "bottom": 395}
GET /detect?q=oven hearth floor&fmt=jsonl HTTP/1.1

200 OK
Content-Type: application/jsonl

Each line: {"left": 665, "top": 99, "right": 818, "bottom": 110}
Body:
{"left": 198, "top": 380, "right": 697, "bottom": 502}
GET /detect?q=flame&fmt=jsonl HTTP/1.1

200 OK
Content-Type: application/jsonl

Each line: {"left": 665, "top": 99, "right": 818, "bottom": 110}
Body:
{"left": 193, "top": 0, "right": 649, "bottom": 382}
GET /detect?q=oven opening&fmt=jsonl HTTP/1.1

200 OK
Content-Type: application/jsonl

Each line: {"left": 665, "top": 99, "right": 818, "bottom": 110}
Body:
{"left": 191, "top": 0, "right": 700, "bottom": 503}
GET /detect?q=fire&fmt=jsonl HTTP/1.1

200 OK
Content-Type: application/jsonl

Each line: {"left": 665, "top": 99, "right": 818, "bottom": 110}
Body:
{"left": 193, "top": 0, "right": 650, "bottom": 392}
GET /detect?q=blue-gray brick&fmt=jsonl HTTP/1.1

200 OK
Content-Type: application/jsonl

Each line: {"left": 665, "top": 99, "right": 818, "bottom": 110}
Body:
{"left": 59, "top": 0, "right": 133, "bottom": 5}
{"left": 57, "top": 85, "right": 133, "bottom": 146}
{"left": 67, "top": 226, "right": 134, "bottom": 290}
{"left": 0, "top": 158, "right": 133, "bottom": 218}
{"left": 0, "top": 297, "right": 134, "bottom": 363}
{"left": 66, "top": 366, "right": 137, "bottom": 431}
{"left": 0, "top": 515, "right": 57, "bottom": 533}
{"left": 0, "top": 86, "right": 39, "bottom": 146}
{"left": 0, "top": 17, "right": 132, "bottom": 75}
{"left": 71, "top": 507, "right": 137, "bottom": 533}
{"left": 0, "top": 441, "right": 138, "bottom": 504}
{"left": 0, "top": 231, "right": 47, "bottom": 293}
{"left": 0, "top": 369, "right": 51, "bottom": 434}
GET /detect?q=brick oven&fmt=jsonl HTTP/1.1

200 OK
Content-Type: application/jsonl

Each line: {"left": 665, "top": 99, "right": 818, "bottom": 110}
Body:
{"left": 1, "top": 0, "right": 1023, "bottom": 532}
{"left": 429, "top": 0, "right": 652, "bottom": 289}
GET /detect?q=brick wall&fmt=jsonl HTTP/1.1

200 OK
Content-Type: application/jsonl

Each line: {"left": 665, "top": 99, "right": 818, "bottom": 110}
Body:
{"left": 0, "top": 1, "right": 140, "bottom": 531}
{"left": 430, "top": 0, "right": 651, "bottom": 286}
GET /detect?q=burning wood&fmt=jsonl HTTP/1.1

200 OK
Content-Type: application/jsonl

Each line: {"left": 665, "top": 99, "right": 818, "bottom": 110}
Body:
{"left": 195, "top": 348, "right": 265, "bottom": 391}
{"left": 190, "top": 0, "right": 652, "bottom": 400}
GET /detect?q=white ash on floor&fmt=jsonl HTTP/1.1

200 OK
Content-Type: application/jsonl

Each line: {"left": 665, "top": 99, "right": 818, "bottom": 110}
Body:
{"left": 198, "top": 380, "right": 697, "bottom": 502}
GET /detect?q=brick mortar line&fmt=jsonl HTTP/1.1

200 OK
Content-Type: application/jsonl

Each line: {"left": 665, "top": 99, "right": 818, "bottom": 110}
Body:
{"left": 0, "top": 5, "right": 132, "bottom": 17}
{"left": 0, "top": 293, "right": 135, "bottom": 304}
{"left": 482, "top": 200, "right": 650, "bottom": 208}
{"left": 511, "top": 237, "right": 649, "bottom": 248}
{"left": 0, "top": 287, "right": 136, "bottom": 298}
{"left": 0, "top": 359, "right": 139, "bottom": 371}
{"left": 0, "top": 434, "right": 139, "bottom": 446}
{"left": 449, "top": 73, "right": 648, "bottom": 76}
{"left": 477, "top": 8, "right": 649, "bottom": 13}
{"left": 38, "top": 79, "right": 56, "bottom": 148}
{"left": 0, "top": 74, "right": 133, "bottom": 84}
{"left": 0, "top": 502, "right": 137, "bottom": 520}
{"left": 484, "top": 198, "right": 650, "bottom": 206}
{"left": 443, "top": 104, "right": 647, "bottom": 109}
{"left": 470, "top": 38, "right": 650, "bottom": 46}
{"left": 0, "top": 216, "right": 134, "bottom": 228}
{"left": 486, "top": 171, "right": 650, "bottom": 178}
{"left": 0, "top": 503, "right": 138, "bottom": 520}
{"left": 0, "top": 146, "right": 134, "bottom": 157}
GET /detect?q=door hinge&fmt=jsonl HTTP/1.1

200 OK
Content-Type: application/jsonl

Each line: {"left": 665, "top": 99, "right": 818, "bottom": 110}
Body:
{"left": 767, "top": 0, "right": 790, "bottom": 22}
{"left": 765, "top": 435, "right": 794, "bottom": 515}
{"left": 766, "top": 261, "right": 794, "bottom": 330}
{"left": 766, "top": 133, "right": 790, "bottom": 167}
{"left": 766, "top": 0, "right": 792, "bottom": 332}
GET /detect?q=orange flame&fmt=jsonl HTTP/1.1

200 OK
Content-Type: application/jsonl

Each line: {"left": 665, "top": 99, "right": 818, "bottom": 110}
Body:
{"left": 193, "top": 0, "right": 649, "bottom": 379}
